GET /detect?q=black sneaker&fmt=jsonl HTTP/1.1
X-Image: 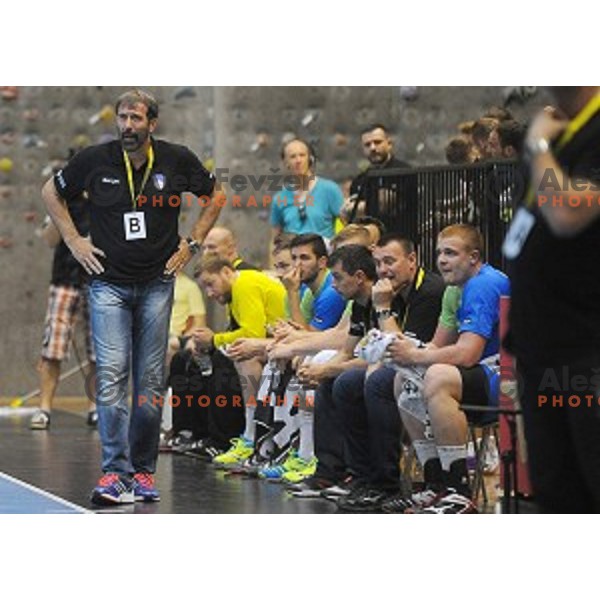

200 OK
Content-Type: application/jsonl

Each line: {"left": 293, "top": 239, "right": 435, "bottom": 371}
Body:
{"left": 287, "top": 476, "right": 338, "bottom": 498}
{"left": 183, "top": 438, "right": 223, "bottom": 461}
{"left": 336, "top": 486, "right": 396, "bottom": 513}
{"left": 171, "top": 431, "right": 196, "bottom": 454}
{"left": 234, "top": 453, "right": 271, "bottom": 477}
{"left": 320, "top": 476, "right": 364, "bottom": 501}
{"left": 380, "top": 492, "right": 416, "bottom": 514}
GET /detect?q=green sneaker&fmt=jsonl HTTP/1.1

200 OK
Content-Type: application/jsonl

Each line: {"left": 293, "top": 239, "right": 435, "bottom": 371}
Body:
{"left": 212, "top": 437, "right": 254, "bottom": 470}
{"left": 282, "top": 455, "right": 317, "bottom": 484}
{"left": 259, "top": 450, "right": 304, "bottom": 482}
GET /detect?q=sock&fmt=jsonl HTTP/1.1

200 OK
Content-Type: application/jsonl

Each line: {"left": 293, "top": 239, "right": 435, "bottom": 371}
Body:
{"left": 437, "top": 445, "right": 470, "bottom": 497}
{"left": 297, "top": 410, "right": 314, "bottom": 461}
{"left": 243, "top": 405, "right": 256, "bottom": 444}
{"left": 413, "top": 439, "right": 442, "bottom": 489}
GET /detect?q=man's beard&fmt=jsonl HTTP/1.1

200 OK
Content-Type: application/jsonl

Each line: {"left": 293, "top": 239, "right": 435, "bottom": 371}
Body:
{"left": 121, "top": 131, "right": 147, "bottom": 152}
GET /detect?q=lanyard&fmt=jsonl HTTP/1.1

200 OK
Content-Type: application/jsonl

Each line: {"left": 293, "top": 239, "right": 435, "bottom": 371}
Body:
{"left": 123, "top": 145, "right": 154, "bottom": 210}
{"left": 526, "top": 94, "right": 600, "bottom": 207}
{"left": 401, "top": 267, "right": 425, "bottom": 331}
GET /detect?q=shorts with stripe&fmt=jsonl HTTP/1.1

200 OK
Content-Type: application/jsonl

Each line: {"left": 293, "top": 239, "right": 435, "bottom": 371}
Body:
{"left": 41, "top": 284, "right": 95, "bottom": 362}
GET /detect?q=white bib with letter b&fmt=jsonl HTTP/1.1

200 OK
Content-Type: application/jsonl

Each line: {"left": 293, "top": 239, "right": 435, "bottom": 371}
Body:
{"left": 124, "top": 211, "right": 147, "bottom": 241}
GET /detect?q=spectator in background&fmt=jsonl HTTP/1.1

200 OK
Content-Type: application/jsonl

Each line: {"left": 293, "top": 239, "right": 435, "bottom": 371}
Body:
{"left": 271, "top": 138, "right": 344, "bottom": 248}
{"left": 345, "top": 124, "right": 412, "bottom": 223}
{"left": 472, "top": 117, "right": 503, "bottom": 160}
{"left": 497, "top": 119, "right": 526, "bottom": 158}
{"left": 445, "top": 135, "right": 480, "bottom": 165}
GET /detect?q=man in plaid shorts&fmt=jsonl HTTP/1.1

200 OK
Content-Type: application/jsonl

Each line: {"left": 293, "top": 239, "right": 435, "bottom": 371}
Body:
{"left": 31, "top": 196, "right": 97, "bottom": 430}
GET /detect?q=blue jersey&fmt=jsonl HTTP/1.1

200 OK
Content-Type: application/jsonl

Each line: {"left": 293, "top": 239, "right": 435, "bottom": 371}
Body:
{"left": 300, "top": 271, "right": 347, "bottom": 330}
{"left": 457, "top": 264, "right": 511, "bottom": 359}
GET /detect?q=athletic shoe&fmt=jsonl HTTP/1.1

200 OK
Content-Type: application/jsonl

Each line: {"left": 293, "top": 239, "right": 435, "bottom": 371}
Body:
{"left": 159, "top": 430, "right": 175, "bottom": 453}
{"left": 86, "top": 410, "right": 98, "bottom": 428}
{"left": 320, "top": 476, "right": 361, "bottom": 501}
{"left": 184, "top": 438, "right": 223, "bottom": 461}
{"left": 418, "top": 489, "right": 478, "bottom": 514}
{"left": 212, "top": 437, "right": 254, "bottom": 470}
{"left": 400, "top": 488, "right": 444, "bottom": 514}
{"left": 30, "top": 410, "right": 50, "bottom": 430}
{"left": 236, "top": 453, "right": 271, "bottom": 477}
{"left": 91, "top": 473, "right": 134, "bottom": 506}
{"left": 171, "top": 430, "right": 196, "bottom": 454}
{"left": 281, "top": 456, "right": 318, "bottom": 484}
{"left": 287, "top": 476, "right": 338, "bottom": 498}
{"left": 380, "top": 492, "right": 416, "bottom": 514}
{"left": 259, "top": 450, "right": 314, "bottom": 483}
{"left": 336, "top": 486, "right": 395, "bottom": 513}
{"left": 133, "top": 473, "right": 160, "bottom": 502}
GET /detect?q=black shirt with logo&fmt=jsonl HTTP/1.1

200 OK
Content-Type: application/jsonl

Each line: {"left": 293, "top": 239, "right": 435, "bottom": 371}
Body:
{"left": 507, "top": 110, "right": 600, "bottom": 365}
{"left": 54, "top": 139, "right": 215, "bottom": 283}
{"left": 349, "top": 269, "right": 445, "bottom": 343}
{"left": 349, "top": 156, "right": 412, "bottom": 199}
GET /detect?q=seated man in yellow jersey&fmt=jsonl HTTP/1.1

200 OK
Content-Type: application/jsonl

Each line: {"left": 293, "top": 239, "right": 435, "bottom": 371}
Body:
{"left": 193, "top": 255, "right": 287, "bottom": 469}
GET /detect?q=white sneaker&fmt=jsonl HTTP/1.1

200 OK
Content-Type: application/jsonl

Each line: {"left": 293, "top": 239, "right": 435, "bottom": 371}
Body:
{"left": 30, "top": 410, "right": 50, "bottom": 430}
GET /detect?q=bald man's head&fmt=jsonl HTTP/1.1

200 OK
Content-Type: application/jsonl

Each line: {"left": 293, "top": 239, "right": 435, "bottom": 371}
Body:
{"left": 201, "top": 227, "right": 239, "bottom": 262}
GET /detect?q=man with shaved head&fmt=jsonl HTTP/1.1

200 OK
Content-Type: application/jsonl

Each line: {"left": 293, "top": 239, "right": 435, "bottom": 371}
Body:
{"left": 202, "top": 226, "right": 255, "bottom": 270}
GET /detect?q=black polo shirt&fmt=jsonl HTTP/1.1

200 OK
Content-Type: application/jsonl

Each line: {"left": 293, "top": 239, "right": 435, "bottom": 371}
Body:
{"left": 54, "top": 139, "right": 215, "bottom": 283}
{"left": 507, "top": 109, "right": 600, "bottom": 366}
{"left": 349, "top": 156, "right": 412, "bottom": 199}
{"left": 349, "top": 268, "right": 445, "bottom": 342}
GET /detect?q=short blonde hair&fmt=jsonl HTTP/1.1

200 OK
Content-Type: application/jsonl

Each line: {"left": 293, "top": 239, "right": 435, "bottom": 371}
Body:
{"left": 438, "top": 224, "right": 484, "bottom": 256}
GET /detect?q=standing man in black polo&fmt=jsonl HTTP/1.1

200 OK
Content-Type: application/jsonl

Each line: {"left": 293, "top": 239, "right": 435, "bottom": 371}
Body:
{"left": 42, "top": 89, "right": 223, "bottom": 505}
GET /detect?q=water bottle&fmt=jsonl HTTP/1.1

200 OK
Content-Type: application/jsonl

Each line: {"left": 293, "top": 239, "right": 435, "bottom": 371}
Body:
{"left": 197, "top": 350, "right": 213, "bottom": 377}
{"left": 268, "top": 359, "right": 281, "bottom": 390}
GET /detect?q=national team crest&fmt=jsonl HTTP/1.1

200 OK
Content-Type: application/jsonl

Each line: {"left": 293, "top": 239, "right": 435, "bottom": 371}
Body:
{"left": 153, "top": 173, "right": 166, "bottom": 190}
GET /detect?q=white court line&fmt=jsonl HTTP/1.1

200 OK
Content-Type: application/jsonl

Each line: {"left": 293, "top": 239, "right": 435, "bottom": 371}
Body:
{"left": 0, "top": 471, "right": 92, "bottom": 514}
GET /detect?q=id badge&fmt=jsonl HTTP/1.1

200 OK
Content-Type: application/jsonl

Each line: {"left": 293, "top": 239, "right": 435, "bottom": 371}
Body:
{"left": 502, "top": 207, "right": 536, "bottom": 259}
{"left": 124, "top": 211, "right": 147, "bottom": 241}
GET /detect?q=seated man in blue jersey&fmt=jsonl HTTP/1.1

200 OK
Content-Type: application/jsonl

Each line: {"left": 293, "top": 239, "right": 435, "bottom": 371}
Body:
{"left": 385, "top": 224, "right": 510, "bottom": 514}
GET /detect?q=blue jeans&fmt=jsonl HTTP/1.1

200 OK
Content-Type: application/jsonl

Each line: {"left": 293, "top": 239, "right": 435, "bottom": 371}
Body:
{"left": 90, "top": 276, "right": 174, "bottom": 476}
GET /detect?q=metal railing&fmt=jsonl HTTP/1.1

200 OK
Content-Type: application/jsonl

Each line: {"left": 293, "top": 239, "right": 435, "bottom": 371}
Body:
{"left": 361, "top": 160, "right": 526, "bottom": 271}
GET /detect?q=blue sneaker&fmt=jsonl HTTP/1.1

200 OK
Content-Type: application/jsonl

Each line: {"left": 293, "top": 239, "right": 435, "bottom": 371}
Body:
{"left": 91, "top": 473, "right": 134, "bottom": 506}
{"left": 133, "top": 473, "right": 160, "bottom": 502}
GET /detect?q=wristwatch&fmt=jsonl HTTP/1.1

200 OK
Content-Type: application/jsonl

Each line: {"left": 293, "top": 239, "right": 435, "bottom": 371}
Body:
{"left": 186, "top": 237, "right": 201, "bottom": 255}
{"left": 526, "top": 136, "right": 550, "bottom": 158}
